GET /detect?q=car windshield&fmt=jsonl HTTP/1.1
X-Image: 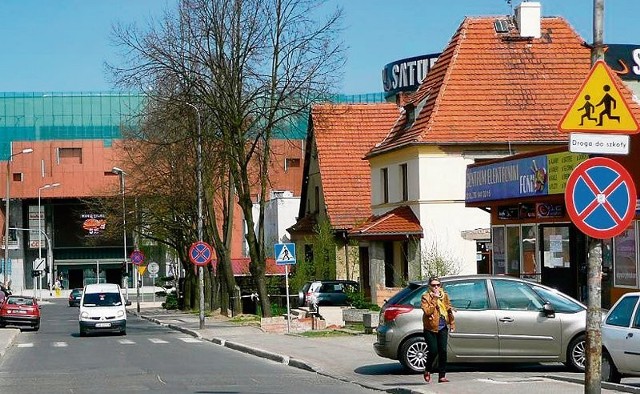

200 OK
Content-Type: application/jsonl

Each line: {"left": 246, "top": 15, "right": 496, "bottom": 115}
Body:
{"left": 82, "top": 293, "right": 123, "bottom": 307}
{"left": 531, "top": 285, "right": 584, "bottom": 313}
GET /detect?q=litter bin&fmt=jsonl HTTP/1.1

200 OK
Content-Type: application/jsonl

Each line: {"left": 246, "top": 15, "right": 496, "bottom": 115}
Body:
{"left": 55, "top": 288, "right": 61, "bottom": 297}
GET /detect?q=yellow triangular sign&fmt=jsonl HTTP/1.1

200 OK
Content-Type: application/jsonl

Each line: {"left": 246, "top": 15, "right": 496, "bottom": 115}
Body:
{"left": 558, "top": 60, "right": 639, "bottom": 134}
{"left": 137, "top": 265, "right": 147, "bottom": 276}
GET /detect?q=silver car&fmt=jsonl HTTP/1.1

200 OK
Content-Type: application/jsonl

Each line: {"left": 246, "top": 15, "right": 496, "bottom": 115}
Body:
{"left": 602, "top": 291, "right": 640, "bottom": 383}
{"left": 374, "top": 275, "right": 587, "bottom": 372}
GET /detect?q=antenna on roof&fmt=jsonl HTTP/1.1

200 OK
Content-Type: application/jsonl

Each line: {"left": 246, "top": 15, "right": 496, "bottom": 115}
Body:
{"left": 505, "top": 0, "right": 513, "bottom": 14}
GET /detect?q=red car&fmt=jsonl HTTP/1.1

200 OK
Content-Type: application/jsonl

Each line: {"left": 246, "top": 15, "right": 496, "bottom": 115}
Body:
{"left": 0, "top": 295, "right": 40, "bottom": 331}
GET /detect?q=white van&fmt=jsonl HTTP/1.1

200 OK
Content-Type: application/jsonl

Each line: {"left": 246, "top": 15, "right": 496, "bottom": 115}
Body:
{"left": 78, "top": 283, "right": 130, "bottom": 336}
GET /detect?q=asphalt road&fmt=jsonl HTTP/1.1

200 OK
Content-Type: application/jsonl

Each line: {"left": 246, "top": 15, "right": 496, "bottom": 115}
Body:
{"left": 0, "top": 299, "right": 378, "bottom": 394}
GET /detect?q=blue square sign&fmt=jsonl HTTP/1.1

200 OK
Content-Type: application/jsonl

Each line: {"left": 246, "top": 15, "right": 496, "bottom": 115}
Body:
{"left": 274, "top": 243, "right": 296, "bottom": 265}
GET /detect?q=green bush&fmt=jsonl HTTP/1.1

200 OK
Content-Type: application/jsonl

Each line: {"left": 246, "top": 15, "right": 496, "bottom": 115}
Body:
{"left": 346, "top": 290, "right": 380, "bottom": 311}
{"left": 162, "top": 293, "right": 178, "bottom": 310}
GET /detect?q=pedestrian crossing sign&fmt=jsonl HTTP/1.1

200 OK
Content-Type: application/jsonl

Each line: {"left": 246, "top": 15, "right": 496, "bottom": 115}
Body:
{"left": 558, "top": 60, "right": 639, "bottom": 134}
{"left": 274, "top": 243, "right": 296, "bottom": 265}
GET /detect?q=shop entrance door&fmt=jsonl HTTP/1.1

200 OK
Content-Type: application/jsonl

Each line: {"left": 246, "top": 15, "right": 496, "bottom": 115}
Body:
{"left": 539, "top": 224, "right": 577, "bottom": 299}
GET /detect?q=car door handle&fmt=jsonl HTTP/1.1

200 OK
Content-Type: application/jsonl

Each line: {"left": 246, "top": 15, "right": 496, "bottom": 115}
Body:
{"left": 499, "top": 317, "right": 514, "bottom": 323}
{"left": 627, "top": 332, "right": 634, "bottom": 339}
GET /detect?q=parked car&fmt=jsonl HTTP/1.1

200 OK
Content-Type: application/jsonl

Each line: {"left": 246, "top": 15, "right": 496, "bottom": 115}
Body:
{"left": 297, "top": 280, "right": 359, "bottom": 307}
{"left": 374, "top": 275, "right": 587, "bottom": 373}
{"left": 601, "top": 291, "right": 640, "bottom": 383}
{"left": 68, "top": 288, "right": 83, "bottom": 307}
{"left": 0, "top": 295, "right": 41, "bottom": 331}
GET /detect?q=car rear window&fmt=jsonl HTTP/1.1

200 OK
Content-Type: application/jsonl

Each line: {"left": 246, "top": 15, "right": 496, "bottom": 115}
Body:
{"left": 7, "top": 297, "right": 34, "bottom": 306}
{"left": 385, "top": 283, "right": 425, "bottom": 307}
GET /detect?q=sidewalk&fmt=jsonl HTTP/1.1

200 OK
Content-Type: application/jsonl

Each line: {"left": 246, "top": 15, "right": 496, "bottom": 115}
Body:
{"left": 129, "top": 302, "right": 640, "bottom": 394}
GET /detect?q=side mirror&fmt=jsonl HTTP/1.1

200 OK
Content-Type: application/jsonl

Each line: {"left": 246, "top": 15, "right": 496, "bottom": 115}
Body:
{"left": 542, "top": 302, "right": 555, "bottom": 318}
{"left": 126, "top": 300, "right": 132, "bottom": 306}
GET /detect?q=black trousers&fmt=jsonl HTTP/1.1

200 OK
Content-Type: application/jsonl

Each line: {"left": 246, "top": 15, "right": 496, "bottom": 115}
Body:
{"left": 424, "top": 326, "right": 448, "bottom": 377}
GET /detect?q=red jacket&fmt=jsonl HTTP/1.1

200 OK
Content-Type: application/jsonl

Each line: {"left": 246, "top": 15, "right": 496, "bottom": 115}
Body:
{"left": 421, "top": 290, "right": 455, "bottom": 333}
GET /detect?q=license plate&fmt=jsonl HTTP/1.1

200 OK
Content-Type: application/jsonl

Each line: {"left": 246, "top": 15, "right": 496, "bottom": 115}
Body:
{"left": 95, "top": 322, "right": 111, "bottom": 328}
{"left": 16, "top": 310, "right": 27, "bottom": 314}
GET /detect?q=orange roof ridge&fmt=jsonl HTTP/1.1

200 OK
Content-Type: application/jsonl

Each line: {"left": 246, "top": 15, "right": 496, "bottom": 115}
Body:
{"left": 368, "top": 15, "right": 593, "bottom": 157}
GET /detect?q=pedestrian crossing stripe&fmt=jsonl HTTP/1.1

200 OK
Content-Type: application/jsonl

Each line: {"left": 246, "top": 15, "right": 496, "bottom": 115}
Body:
{"left": 178, "top": 337, "right": 201, "bottom": 343}
{"left": 148, "top": 338, "right": 168, "bottom": 343}
{"left": 558, "top": 60, "right": 639, "bottom": 134}
{"left": 52, "top": 342, "right": 67, "bottom": 347}
{"left": 274, "top": 243, "right": 296, "bottom": 265}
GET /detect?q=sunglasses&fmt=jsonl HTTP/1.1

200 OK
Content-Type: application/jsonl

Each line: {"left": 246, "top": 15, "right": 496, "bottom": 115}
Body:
{"left": 430, "top": 283, "right": 441, "bottom": 288}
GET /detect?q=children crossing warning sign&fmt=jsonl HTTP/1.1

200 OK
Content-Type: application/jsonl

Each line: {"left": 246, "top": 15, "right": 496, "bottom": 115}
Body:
{"left": 558, "top": 60, "right": 639, "bottom": 134}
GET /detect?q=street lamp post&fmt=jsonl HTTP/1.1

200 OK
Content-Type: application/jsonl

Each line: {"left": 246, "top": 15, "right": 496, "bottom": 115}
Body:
{"left": 39, "top": 183, "right": 60, "bottom": 296}
{"left": 4, "top": 147, "right": 33, "bottom": 288}
{"left": 111, "top": 167, "right": 128, "bottom": 302}
{"left": 184, "top": 102, "right": 205, "bottom": 330}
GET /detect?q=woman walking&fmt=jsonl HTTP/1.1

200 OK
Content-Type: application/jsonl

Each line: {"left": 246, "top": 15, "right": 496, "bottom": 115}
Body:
{"left": 421, "top": 277, "right": 455, "bottom": 383}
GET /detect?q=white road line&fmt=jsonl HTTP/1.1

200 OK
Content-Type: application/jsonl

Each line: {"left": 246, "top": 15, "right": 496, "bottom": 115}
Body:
{"left": 148, "top": 338, "right": 168, "bottom": 344}
{"left": 118, "top": 339, "right": 136, "bottom": 345}
{"left": 52, "top": 342, "right": 68, "bottom": 347}
{"left": 178, "top": 337, "right": 201, "bottom": 343}
{"left": 17, "top": 343, "right": 33, "bottom": 348}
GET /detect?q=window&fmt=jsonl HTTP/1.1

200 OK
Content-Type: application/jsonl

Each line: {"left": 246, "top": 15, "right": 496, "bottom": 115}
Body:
{"left": 444, "top": 279, "right": 489, "bottom": 310}
{"left": 606, "top": 295, "right": 639, "bottom": 328}
{"left": 492, "top": 226, "right": 506, "bottom": 274}
{"left": 493, "top": 279, "right": 544, "bottom": 311}
{"left": 613, "top": 222, "right": 638, "bottom": 288}
{"left": 400, "top": 163, "right": 408, "bottom": 201}
{"left": 532, "top": 285, "right": 584, "bottom": 314}
{"left": 381, "top": 168, "right": 389, "bottom": 204}
{"left": 57, "top": 147, "right": 82, "bottom": 164}
{"left": 506, "top": 226, "right": 521, "bottom": 277}
{"left": 285, "top": 158, "right": 300, "bottom": 171}
{"left": 11, "top": 173, "right": 23, "bottom": 182}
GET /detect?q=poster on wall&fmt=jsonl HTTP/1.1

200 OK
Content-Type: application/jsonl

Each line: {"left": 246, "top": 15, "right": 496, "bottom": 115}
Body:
{"left": 613, "top": 223, "right": 638, "bottom": 287}
{"left": 492, "top": 227, "right": 506, "bottom": 274}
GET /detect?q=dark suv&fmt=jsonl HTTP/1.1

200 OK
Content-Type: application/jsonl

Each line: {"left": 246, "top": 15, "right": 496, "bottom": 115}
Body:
{"left": 297, "top": 280, "right": 359, "bottom": 307}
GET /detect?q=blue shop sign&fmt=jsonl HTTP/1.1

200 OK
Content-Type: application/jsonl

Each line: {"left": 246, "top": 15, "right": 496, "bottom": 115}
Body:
{"left": 604, "top": 44, "right": 640, "bottom": 81}
{"left": 466, "top": 155, "right": 548, "bottom": 203}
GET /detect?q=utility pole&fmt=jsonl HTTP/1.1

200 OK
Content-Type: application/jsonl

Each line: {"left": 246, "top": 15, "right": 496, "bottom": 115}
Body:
{"left": 585, "top": 1, "right": 604, "bottom": 393}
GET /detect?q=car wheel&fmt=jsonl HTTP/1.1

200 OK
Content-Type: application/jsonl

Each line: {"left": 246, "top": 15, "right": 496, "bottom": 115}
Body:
{"left": 79, "top": 328, "right": 86, "bottom": 337}
{"left": 602, "top": 351, "right": 622, "bottom": 384}
{"left": 120, "top": 329, "right": 127, "bottom": 336}
{"left": 399, "top": 336, "right": 429, "bottom": 373}
{"left": 33, "top": 324, "right": 40, "bottom": 331}
{"left": 566, "top": 334, "right": 586, "bottom": 372}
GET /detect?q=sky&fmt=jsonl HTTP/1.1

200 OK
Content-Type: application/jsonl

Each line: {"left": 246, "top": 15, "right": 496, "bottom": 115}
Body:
{"left": 1, "top": 0, "right": 640, "bottom": 95}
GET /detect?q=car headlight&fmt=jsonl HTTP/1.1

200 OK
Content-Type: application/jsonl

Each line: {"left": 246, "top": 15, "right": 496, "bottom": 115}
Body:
{"left": 117, "top": 310, "right": 124, "bottom": 318}
{"left": 80, "top": 311, "right": 89, "bottom": 319}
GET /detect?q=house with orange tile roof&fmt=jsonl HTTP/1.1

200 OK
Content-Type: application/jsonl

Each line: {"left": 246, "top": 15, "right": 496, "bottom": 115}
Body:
{"left": 288, "top": 103, "right": 400, "bottom": 299}
{"left": 358, "top": 3, "right": 599, "bottom": 303}
{"left": 291, "top": 2, "right": 614, "bottom": 305}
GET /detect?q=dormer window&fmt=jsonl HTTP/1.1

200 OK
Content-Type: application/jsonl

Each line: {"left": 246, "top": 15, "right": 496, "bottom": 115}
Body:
{"left": 404, "top": 103, "right": 416, "bottom": 129}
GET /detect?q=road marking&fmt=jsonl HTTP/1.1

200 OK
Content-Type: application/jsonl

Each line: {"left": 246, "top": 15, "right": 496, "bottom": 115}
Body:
{"left": 118, "top": 339, "right": 136, "bottom": 345}
{"left": 148, "top": 338, "right": 168, "bottom": 344}
{"left": 52, "top": 342, "right": 67, "bottom": 347}
{"left": 178, "top": 337, "right": 201, "bottom": 343}
{"left": 17, "top": 343, "right": 33, "bottom": 348}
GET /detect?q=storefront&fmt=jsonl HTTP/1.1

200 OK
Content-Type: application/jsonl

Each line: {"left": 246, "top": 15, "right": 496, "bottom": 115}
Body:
{"left": 465, "top": 147, "right": 640, "bottom": 308}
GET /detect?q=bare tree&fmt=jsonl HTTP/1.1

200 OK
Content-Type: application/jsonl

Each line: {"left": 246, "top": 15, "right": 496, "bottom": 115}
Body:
{"left": 108, "top": 0, "right": 344, "bottom": 316}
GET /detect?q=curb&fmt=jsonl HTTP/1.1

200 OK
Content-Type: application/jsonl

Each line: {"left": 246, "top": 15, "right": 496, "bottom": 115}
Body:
{"left": 0, "top": 329, "right": 20, "bottom": 358}
{"left": 544, "top": 374, "right": 640, "bottom": 394}
{"left": 135, "top": 312, "right": 401, "bottom": 392}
